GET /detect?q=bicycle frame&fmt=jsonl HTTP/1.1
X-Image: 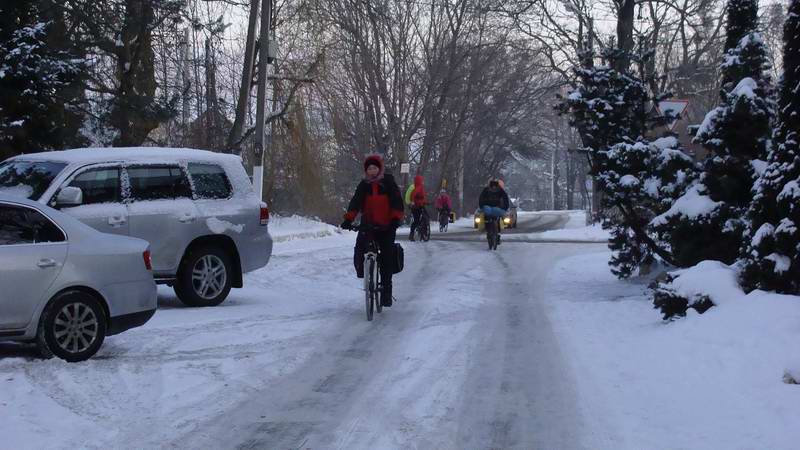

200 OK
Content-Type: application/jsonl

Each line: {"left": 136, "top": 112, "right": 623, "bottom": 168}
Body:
{"left": 356, "top": 223, "right": 388, "bottom": 320}
{"left": 414, "top": 208, "right": 431, "bottom": 241}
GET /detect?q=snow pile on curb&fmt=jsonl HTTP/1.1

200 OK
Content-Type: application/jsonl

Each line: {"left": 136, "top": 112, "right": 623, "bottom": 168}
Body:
{"left": 663, "top": 260, "right": 743, "bottom": 306}
{"left": 525, "top": 210, "right": 609, "bottom": 242}
{"left": 545, "top": 251, "right": 800, "bottom": 449}
{"left": 268, "top": 215, "right": 342, "bottom": 242}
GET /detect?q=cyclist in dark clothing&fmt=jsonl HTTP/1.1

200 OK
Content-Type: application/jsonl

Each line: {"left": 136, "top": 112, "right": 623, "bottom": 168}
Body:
{"left": 478, "top": 179, "right": 510, "bottom": 243}
{"left": 341, "top": 154, "right": 404, "bottom": 306}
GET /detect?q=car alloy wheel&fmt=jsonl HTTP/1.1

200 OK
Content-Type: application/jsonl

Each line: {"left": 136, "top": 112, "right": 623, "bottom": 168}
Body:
{"left": 191, "top": 254, "right": 228, "bottom": 300}
{"left": 53, "top": 302, "right": 100, "bottom": 354}
{"left": 38, "top": 290, "right": 107, "bottom": 362}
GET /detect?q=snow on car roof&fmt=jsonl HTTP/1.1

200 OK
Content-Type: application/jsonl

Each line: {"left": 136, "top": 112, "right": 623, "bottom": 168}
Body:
{"left": 12, "top": 147, "right": 242, "bottom": 165}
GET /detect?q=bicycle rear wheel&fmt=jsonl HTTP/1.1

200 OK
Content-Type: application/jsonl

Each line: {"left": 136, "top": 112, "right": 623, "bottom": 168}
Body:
{"left": 487, "top": 221, "right": 497, "bottom": 250}
{"left": 375, "top": 263, "right": 383, "bottom": 314}
{"left": 365, "top": 256, "right": 375, "bottom": 321}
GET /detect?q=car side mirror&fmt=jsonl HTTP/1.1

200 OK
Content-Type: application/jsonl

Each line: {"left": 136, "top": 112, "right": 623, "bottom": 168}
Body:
{"left": 56, "top": 186, "right": 83, "bottom": 207}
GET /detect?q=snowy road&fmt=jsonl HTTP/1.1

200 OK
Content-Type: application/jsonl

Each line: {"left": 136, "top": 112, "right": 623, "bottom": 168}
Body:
{"left": 176, "top": 240, "right": 591, "bottom": 450}
{"left": 0, "top": 211, "right": 606, "bottom": 449}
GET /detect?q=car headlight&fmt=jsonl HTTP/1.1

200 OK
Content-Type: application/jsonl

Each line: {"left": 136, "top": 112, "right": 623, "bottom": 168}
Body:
{"left": 503, "top": 217, "right": 511, "bottom": 224}
{"left": 475, "top": 217, "right": 481, "bottom": 223}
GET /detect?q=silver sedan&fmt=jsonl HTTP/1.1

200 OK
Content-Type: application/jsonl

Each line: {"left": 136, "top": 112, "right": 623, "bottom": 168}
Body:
{"left": 0, "top": 195, "right": 157, "bottom": 362}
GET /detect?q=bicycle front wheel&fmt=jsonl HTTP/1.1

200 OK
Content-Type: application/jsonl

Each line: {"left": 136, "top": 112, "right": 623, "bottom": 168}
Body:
{"left": 375, "top": 267, "right": 383, "bottom": 314}
{"left": 365, "top": 256, "right": 375, "bottom": 321}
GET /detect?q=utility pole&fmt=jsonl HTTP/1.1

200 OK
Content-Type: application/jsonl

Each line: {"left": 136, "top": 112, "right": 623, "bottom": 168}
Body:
{"left": 253, "top": 0, "right": 272, "bottom": 201}
{"left": 457, "top": 144, "right": 464, "bottom": 217}
{"left": 585, "top": 17, "right": 601, "bottom": 223}
{"left": 179, "top": 28, "right": 190, "bottom": 146}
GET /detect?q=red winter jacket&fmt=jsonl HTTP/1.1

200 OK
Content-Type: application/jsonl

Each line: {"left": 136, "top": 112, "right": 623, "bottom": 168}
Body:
{"left": 435, "top": 193, "right": 452, "bottom": 210}
{"left": 411, "top": 175, "right": 427, "bottom": 207}
{"left": 344, "top": 155, "right": 404, "bottom": 226}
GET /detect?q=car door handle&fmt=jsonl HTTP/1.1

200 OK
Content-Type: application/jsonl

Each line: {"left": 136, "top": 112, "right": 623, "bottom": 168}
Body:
{"left": 37, "top": 259, "right": 58, "bottom": 268}
{"left": 108, "top": 216, "right": 127, "bottom": 226}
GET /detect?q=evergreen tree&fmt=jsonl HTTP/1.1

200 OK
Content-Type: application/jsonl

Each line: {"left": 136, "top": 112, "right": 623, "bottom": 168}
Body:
{"left": 741, "top": 0, "right": 800, "bottom": 294}
{"left": 604, "top": 137, "right": 697, "bottom": 277}
{"left": 560, "top": 50, "right": 690, "bottom": 277}
{"left": 0, "top": 0, "right": 86, "bottom": 159}
{"left": 658, "top": 0, "right": 775, "bottom": 267}
{"left": 62, "top": 0, "right": 184, "bottom": 146}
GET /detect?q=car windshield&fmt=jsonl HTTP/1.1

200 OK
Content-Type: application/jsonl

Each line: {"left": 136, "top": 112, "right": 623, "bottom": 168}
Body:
{"left": 0, "top": 160, "right": 67, "bottom": 200}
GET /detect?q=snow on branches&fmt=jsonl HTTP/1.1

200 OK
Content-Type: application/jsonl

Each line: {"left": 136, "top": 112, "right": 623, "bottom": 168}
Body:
{"left": 740, "top": 0, "right": 800, "bottom": 294}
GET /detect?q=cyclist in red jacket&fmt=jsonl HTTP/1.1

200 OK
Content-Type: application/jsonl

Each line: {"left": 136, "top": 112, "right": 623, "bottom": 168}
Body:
{"left": 408, "top": 175, "right": 427, "bottom": 240}
{"left": 435, "top": 188, "right": 452, "bottom": 230}
{"left": 341, "top": 154, "right": 404, "bottom": 305}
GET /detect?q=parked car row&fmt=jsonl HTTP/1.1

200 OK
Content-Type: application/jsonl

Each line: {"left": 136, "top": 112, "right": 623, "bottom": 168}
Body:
{"left": 0, "top": 148, "right": 273, "bottom": 361}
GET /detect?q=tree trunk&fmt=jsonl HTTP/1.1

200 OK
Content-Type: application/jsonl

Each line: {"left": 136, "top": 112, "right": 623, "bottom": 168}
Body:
{"left": 204, "top": 38, "right": 219, "bottom": 150}
{"left": 614, "top": 0, "right": 636, "bottom": 71}
{"left": 112, "top": 0, "right": 158, "bottom": 146}
{"left": 227, "top": 0, "right": 260, "bottom": 153}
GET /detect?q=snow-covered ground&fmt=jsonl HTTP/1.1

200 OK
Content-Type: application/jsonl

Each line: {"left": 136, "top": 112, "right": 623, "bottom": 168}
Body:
{"left": 515, "top": 210, "right": 608, "bottom": 242}
{"left": 1, "top": 213, "right": 797, "bottom": 449}
{"left": 547, "top": 252, "right": 800, "bottom": 449}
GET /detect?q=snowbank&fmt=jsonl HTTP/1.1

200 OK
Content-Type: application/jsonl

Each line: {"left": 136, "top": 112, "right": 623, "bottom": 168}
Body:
{"left": 267, "top": 214, "right": 342, "bottom": 242}
{"left": 520, "top": 210, "right": 609, "bottom": 242}
{"left": 545, "top": 251, "right": 800, "bottom": 449}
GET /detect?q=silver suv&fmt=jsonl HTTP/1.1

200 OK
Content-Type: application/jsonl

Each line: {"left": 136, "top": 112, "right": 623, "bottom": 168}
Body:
{"left": 0, "top": 148, "right": 273, "bottom": 307}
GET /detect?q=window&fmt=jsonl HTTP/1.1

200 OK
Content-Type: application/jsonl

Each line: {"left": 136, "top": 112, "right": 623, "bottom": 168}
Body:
{"left": 67, "top": 167, "right": 120, "bottom": 204}
{"left": 0, "top": 204, "right": 66, "bottom": 245}
{"left": 0, "top": 161, "right": 67, "bottom": 200}
{"left": 188, "top": 163, "right": 232, "bottom": 199}
{"left": 127, "top": 165, "right": 191, "bottom": 201}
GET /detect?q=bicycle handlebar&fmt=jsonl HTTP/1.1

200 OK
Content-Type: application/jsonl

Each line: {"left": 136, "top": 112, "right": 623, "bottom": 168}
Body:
{"left": 353, "top": 223, "right": 395, "bottom": 232}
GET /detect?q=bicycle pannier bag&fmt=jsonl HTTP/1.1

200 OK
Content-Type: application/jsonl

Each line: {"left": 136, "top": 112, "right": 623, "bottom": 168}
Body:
{"left": 393, "top": 243, "right": 404, "bottom": 274}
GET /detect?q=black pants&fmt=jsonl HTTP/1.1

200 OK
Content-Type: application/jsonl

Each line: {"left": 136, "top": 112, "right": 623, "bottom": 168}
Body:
{"left": 353, "top": 228, "right": 396, "bottom": 289}
{"left": 410, "top": 206, "right": 425, "bottom": 236}
{"left": 438, "top": 208, "right": 450, "bottom": 225}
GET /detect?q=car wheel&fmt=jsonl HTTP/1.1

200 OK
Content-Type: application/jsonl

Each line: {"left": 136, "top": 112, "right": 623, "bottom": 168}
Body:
{"left": 174, "top": 245, "right": 233, "bottom": 307}
{"left": 37, "top": 290, "right": 107, "bottom": 362}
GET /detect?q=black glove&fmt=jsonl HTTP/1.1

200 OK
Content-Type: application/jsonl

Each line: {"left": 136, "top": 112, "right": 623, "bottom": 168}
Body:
{"left": 390, "top": 219, "right": 402, "bottom": 229}
{"left": 341, "top": 220, "right": 353, "bottom": 230}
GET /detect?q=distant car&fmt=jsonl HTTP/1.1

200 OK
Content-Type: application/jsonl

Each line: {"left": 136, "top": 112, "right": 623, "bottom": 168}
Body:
{"left": 0, "top": 195, "right": 156, "bottom": 362}
{"left": 0, "top": 148, "right": 273, "bottom": 307}
{"left": 473, "top": 202, "right": 518, "bottom": 230}
{"left": 506, "top": 201, "right": 518, "bottom": 228}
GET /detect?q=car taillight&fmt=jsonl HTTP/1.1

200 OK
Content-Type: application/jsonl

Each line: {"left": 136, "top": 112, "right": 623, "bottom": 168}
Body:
{"left": 259, "top": 204, "right": 269, "bottom": 225}
{"left": 143, "top": 250, "right": 152, "bottom": 271}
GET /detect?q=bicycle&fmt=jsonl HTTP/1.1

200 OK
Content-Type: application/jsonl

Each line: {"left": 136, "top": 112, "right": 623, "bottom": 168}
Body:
{"left": 438, "top": 209, "right": 449, "bottom": 232}
{"left": 414, "top": 208, "right": 431, "bottom": 242}
{"left": 485, "top": 215, "right": 499, "bottom": 250}
{"left": 355, "top": 223, "right": 388, "bottom": 321}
